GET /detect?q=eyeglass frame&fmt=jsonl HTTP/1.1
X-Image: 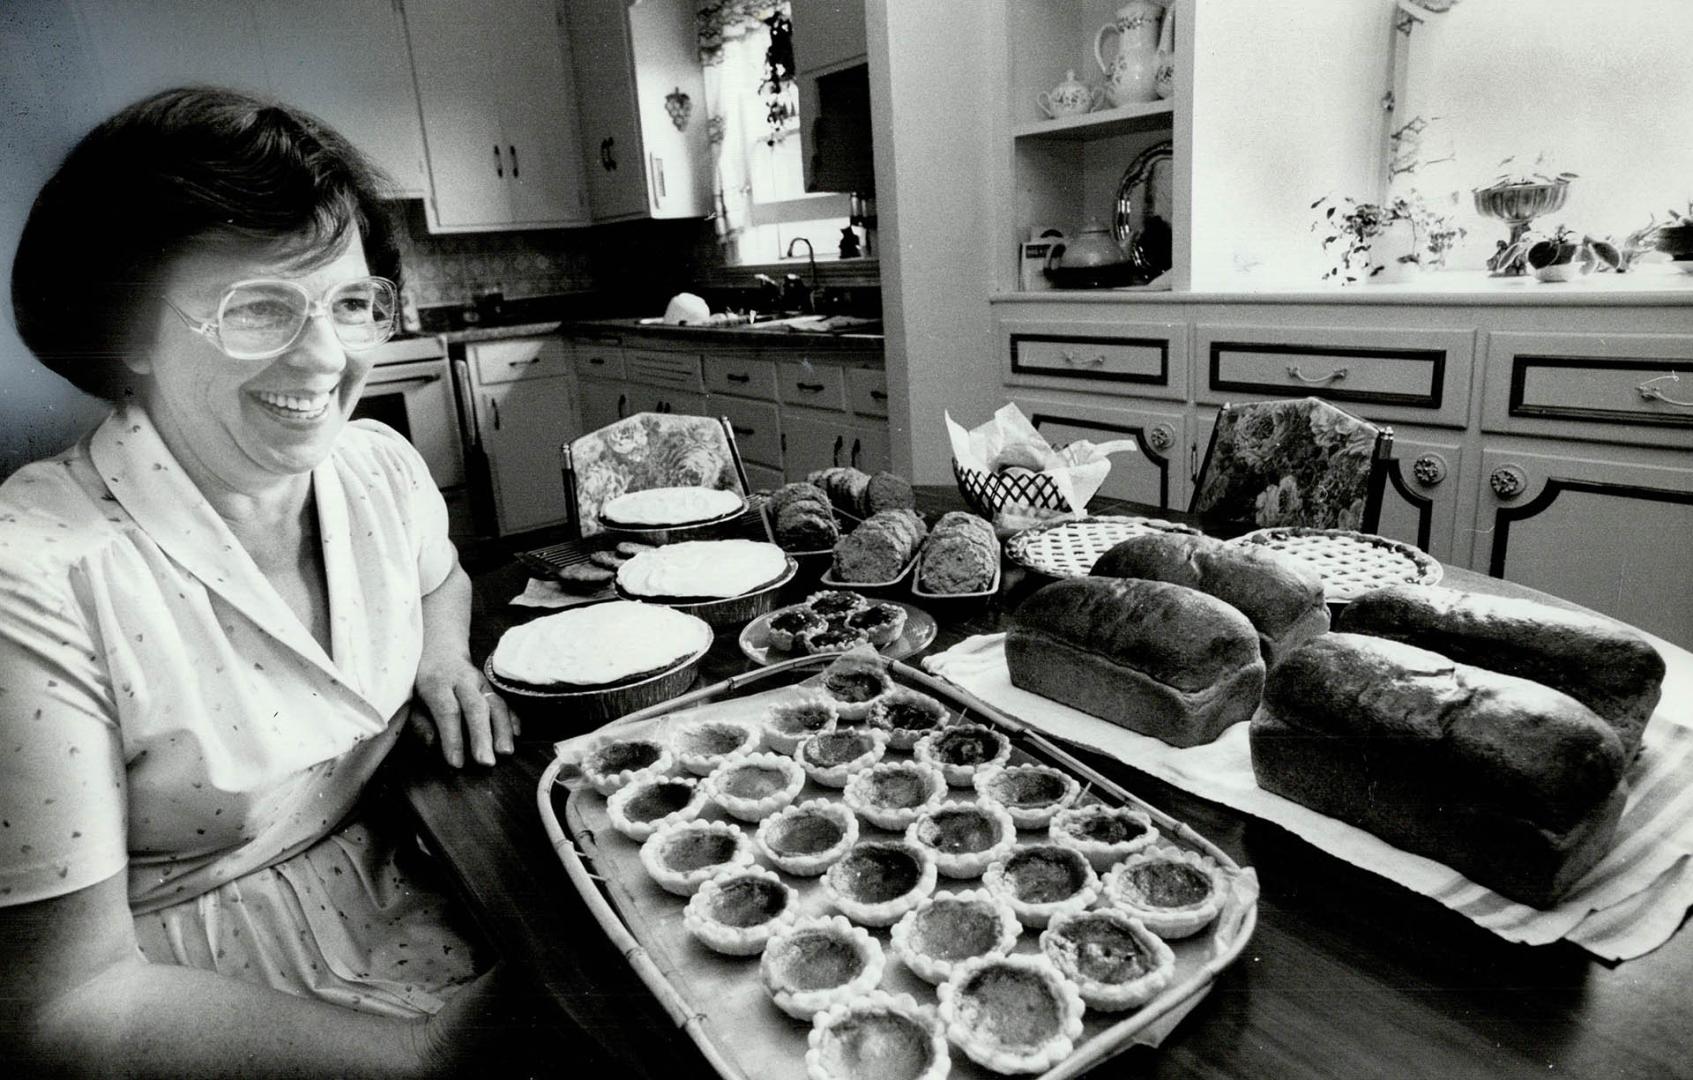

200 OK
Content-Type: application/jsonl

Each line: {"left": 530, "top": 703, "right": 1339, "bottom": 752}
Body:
{"left": 161, "top": 275, "right": 399, "bottom": 361}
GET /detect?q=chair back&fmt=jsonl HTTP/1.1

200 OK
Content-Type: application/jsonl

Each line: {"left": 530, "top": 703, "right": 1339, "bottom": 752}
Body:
{"left": 560, "top": 412, "right": 755, "bottom": 539}
{"left": 1188, "top": 396, "right": 1393, "bottom": 536}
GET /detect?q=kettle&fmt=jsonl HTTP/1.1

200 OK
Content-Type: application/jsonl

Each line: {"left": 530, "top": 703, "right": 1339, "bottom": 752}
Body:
{"left": 1043, "top": 222, "right": 1138, "bottom": 289}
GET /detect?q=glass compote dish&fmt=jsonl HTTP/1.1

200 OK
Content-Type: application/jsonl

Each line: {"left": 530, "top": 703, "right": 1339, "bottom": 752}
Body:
{"left": 1473, "top": 179, "right": 1571, "bottom": 276}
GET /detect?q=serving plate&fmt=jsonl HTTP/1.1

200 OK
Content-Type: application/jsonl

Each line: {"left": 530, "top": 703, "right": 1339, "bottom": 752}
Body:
{"left": 1008, "top": 515, "right": 1199, "bottom": 579}
{"left": 738, "top": 599, "right": 938, "bottom": 666}
{"left": 1231, "top": 527, "right": 1442, "bottom": 603}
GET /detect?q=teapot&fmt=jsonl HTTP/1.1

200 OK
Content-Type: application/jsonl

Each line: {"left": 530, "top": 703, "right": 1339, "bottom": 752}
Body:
{"left": 1095, "top": 0, "right": 1165, "bottom": 108}
{"left": 1037, "top": 70, "right": 1102, "bottom": 119}
{"left": 1043, "top": 221, "right": 1137, "bottom": 288}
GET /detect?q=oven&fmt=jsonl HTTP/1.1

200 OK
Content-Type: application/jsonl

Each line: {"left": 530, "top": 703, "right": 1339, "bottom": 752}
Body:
{"left": 350, "top": 336, "right": 465, "bottom": 488}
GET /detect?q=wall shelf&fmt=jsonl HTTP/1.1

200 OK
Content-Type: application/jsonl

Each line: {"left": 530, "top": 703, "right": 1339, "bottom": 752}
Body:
{"left": 1011, "top": 99, "right": 1173, "bottom": 141}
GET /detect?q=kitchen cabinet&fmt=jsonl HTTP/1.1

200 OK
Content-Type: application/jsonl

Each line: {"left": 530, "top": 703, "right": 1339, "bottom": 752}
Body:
{"left": 564, "top": 0, "right": 709, "bottom": 222}
{"left": 406, "top": 0, "right": 588, "bottom": 231}
{"left": 790, "top": 0, "right": 870, "bottom": 195}
{"left": 459, "top": 337, "right": 578, "bottom": 536}
{"left": 579, "top": 378, "right": 630, "bottom": 433}
{"left": 1010, "top": 392, "right": 1188, "bottom": 511}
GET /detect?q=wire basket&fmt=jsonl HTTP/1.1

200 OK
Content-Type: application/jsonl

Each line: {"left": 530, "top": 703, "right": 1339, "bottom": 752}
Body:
{"left": 953, "top": 458, "right": 1074, "bottom": 519}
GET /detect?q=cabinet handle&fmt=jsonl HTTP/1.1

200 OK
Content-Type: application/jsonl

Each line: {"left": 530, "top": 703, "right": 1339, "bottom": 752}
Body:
{"left": 508, "top": 144, "right": 519, "bottom": 179}
{"left": 732, "top": 424, "right": 754, "bottom": 437}
{"left": 850, "top": 438, "right": 861, "bottom": 469}
{"left": 599, "top": 137, "right": 617, "bottom": 172}
{"left": 589, "top": 356, "right": 606, "bottom": 366}
{"left": 651, "top": 154, "right": 666, "bottom": 200}
{"left": 1286, "top": 364, "right": 1349, "bottom": 384}
{"left": 489, "top": 397, "right": 500, "bottom": 431}
{"left": 869, "top": 389, "right": 887, "bottom": 401}
{"left": 1638, "top": 371, "right": 1693, "bottom": 408}
{"left": 508, "top": 357, "right": 541, "bottom": 367}
{"left": 831, "top": 434, "right": 844, "bottom": 466}
{"left": 797, "top": 381, "right": 825, "bottom": 393}
{"left": 1190, "top": 442, "right": 1199, "bottom": 482}
{"left": 493, "top": 144, "right": 503, "bottom": 179}
{"left": 1062, "top": 349, "right": 1105, "bottom": 367}
{"left": 616, "top": 393, "right": 628, "bottom": 418}
{"left": 726, "top": 373, "right": 751, "bottom": 384}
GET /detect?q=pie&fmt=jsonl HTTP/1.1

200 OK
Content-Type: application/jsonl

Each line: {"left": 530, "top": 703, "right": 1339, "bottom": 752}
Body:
{"left": 703, "top": 751, "right": 807, "bottom": 822}
{"left": 794, "top": 727, "right": 888, "bottom": 788}
{"left": 755, "top": 798, "right": 860, "bottom": 876}
{"left": 1038, "top": 908, "right": 1176, "bottom": 1012}
{"left": 972, "top": 764, "right": 1081, "bottom": 830}
{"left": 761, "top": 914, "right": 886, "bottom": 1020}
{"left": 1048, "top": 804, "right": 1160, "bottom": 871}
{"left": 913, "top": 725, "right": 1012, "bottom": 788}
{"left": 669, "top": 717, "right": 761, "bottom": 776}
{"left": 936, "top": 954, "right": 1085, "bottom": 1075}
{"left": 579, "top": 736, "right": 674, "bottom": 796}
{"left": 866, "top": 690, "right": 952, "bottom": 751}
{"left": 904, "top": 801, "right": 1017, "bottom": 880}
{"left": 490, "top": 601, "right": 711, "bottom": 689}
{"left": 818, "top": 657, "right": 895, "bottom": 721}
{"left": 639, "top": 819, "right": 755, "bottom": 896}
{"left": 605, "top": 776, "right": 708, "bottom": 841}
{"left": 682, "top": 866, "right": 798, "bottom": 956}
{"left": 803, "top": 990, "right": 950, "bottom": 1080}
{"left": 806, "top": 589, "right": 870, "bottom": 620}
{"left": 889, "top": 889, "right": 1021, "bottom": 986}
{"left": 983, "top": 843, "right": 1101, "bottom": 928}
{"left": 616, "top": 539, "right": 789, "bottom": 601}
{"left": 822, "top": 840, "right": 938, "bottom": 927}
{"left": 842, "top": 761, "right": 948, "bottom": 830}
{"left": 762, "top": 696, "right": 840, "bottom": 755}
{"left": 801, "top": 624, "right": 872, "bottom": 656}
{"left": 846, "top": 602, "right": 908, "bottom": 647}
{"left": 601, "top": 485, "right": 744, "bottom": 528}
{"left": 767, "top": 605, "right": 829, "bottom": 652}
{"left": 1102, "top": 844, "right": 1225, "bottom": 940}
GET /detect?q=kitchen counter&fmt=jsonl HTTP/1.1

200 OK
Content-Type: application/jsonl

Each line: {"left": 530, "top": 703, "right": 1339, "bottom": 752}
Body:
{"left": 563, "top": 316, "right": 884, "bottom": 351}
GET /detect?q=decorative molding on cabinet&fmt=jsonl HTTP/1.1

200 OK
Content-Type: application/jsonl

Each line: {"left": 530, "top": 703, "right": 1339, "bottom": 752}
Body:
{"left": 1207, "top": 340, "right": 1446, "bottom": 410}
{"left": 1384, "top": 459, "right": 1436, "bottom": 554}
{"left": 1508, "top": 356, "right": 1693, "bottom": 429}
{"left": 1489, "top": 477, "right": 1693, "bottom": 578}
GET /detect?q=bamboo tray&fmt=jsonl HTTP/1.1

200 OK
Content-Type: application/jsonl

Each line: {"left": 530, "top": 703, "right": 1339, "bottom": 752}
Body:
{"left": 537, "top": 655, "right": 1259, "bottom": 1079}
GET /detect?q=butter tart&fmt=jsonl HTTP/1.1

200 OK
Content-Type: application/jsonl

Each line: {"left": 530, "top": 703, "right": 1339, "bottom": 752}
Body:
{"left": 889, "top": 889, "right": 1021, "bottom": 986}
{"left": 768, "top": 605, "right": 829, "bottom": 652}
{"left": 804, "top": 991, "right": 950, "bottom": 1080}
{"left": 817, "top": 657, "right": 894, "bottom": 721}
{"left": 604, "top": 775, "right": 708, "bottom": 841}
{"left": 806, "top": 589, "right": 870, "bottom": 620}
{"left": 1102, "top": 844, "right": 1225, "bottom": 940}
{"left": 866, "top": 689, "right": 953, "bottom": 751}
{"left": 794, "top": 727, "right": 889, "bottom": 788}
{"left": 972, "top": 764, "right": 1081, "bottom": 830}
{"left": 756, "top": 799, "right": 860, "bottom": 876}
{"left": 1038, "top": 908, "right": 1175, "bottom": 1012}
{"left": 822, "top": 840, "right": 938, "bottom": 927}
{"left": 703, "top": 752, "right": 807, "bottom": 822}
{"left": 761, "top": 915, "right": 886, "bottom": 1020}
{"left": 580, "top": 737, "right": 674, "bottom": 796}
{"left": 936, "top": 954, "right": 1085, "bottom": 1076}
{"left": 845, "top": 602, "right": 908, "bottom": 648}
{"left": 913, "top": 724, "right": 1012, "bottom": 788}
{"left": 682, "top": 866, "right": 799, "bottom": 956}
{"left": 801, "top": 624, "right": 872, "bottom": 655}
{"left": 1048, "top": 804, "right": 1159, "bottom": 871}
{"left": 763, "top": 696, "right": 841, "bottom": 755}
{"left": 842, "top": 761, "right": 948, "bottom": 831}
{"left": 983, "top": 843, "right": 1101, "bottom": 929}
{"left": 669, "top": 717, "right": 761, "bottom": 776}
{"left": 639, "top": 819, "right": 755, "bottom": 896}
{"left": 904, "top": 801, "right": 1017, "bottom": 880}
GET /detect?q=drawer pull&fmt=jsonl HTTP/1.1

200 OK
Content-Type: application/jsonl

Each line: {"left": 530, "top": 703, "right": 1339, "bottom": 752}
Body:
{"left": 1286, "top": 364, "right": 1349, "bottom": 384}
{"left": 1062, "top": 349, "right": 1106, "bottom": 367}
{"left": 616, "top": 393, "right": 628, "bottom": 418}
{"left": 732, "top": 425, "right": 754, "bottom": 437}
{"left": 850, "top": 438, "right": 861, "bottom": 469}
{"left": 726, "top": 373, "right": 751, "bottom": 384}
{"left": 588, "top": 356, "right": 606, "bottom": 366}
{"left": 797, "top": 381, "right": 826, "bottom": 393}
{"left": 1638, "top": 372, "right": 1693, "bottom": 409}
{"left": 869, "top": 389, "right": 887, "bottom": 401}
{"left": 508, "top": 357, "right": 542, "bottom": 366}
{"left": 832, "top": 434, "right": 844, "bottom": 466}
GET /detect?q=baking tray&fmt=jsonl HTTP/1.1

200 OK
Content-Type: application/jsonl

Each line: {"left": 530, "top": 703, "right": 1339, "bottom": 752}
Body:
{"left": 537, "top": 655, "right": 1258, "bottom": 1080}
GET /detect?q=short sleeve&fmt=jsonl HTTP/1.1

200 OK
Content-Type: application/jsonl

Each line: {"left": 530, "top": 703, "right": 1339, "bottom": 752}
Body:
{"left": 0, "top": 552, "right": 128, "bottom": 906}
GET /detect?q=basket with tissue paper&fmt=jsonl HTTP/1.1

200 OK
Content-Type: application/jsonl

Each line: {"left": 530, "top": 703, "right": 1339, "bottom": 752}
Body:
{"left": 947, "top": 405, "right": 1136, "bottom": 535}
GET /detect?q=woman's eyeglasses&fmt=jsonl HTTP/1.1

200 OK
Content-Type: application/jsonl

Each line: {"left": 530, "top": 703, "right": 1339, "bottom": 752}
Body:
{"left": 163, "top": 276, "right": 399, "bottom": 361}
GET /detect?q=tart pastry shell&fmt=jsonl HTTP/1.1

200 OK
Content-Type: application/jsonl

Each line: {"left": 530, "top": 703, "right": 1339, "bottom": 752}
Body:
{"left": 755, "top": 799, "right": 860, "bottom": 876}
{"left": 670, "top": 717, "right": 762, "bottom": 776}
{"left": 889, "top": 889, "right": 1021, "bottom": 987}
{"left": 904, "top": 801, "right": 1017, "bottom": 879}
{"left": 842, "top": 762, "right": 948, "bottom": 831}
{"left": 914, "top": 725, "right": 1013, "bottom": 788}
{"left": 972, "top": 764, "right": 1081, "bottom": 830}
{"left": 1039, "top": 909, "right": 1176, "bottom": 1012}
{"left": 817, "top": 659, "right": 895, "bottom": 721}
{"left": 703, "top": 752, "right": 807, "bottom": 822}
{"left": 822, "top": 840, "right": 938, "bottom": 927}
{"left": 604, "top": 776, "right": 708, "bottom": 841}
{"left": 581, "top": 738, "right": 676, "bottom": 797}
{"left": 760, "top": 915, "right": 886, "bottom": 1020}
{"left": 682, "top": 867, "right": 799, "bottom": 956}
{"left": 1048, "top": 804, "right": 1160, "bottom": 872}
{"left": 983, "top": 844, "right": 1102, "bottom": 929}
{"left": 762, "top": 695, "right": 841, "bottom": 755}
{"left": 804, "top": 990, "right": 950, "bottom": 1080}
{"left": 936, "top": 953, "right": 1085, "bottom": 1076}
{"left": 867, "top": 689, "right": 953, "bottom": 751}
{"left": 1102, "top": 844, "right": 1225, "bottom": 940}
{"left": 794, "top": 727, "right": 889, "bottom": 788}
{"left": 639, "top": 819, "right": 755, "bottom": 896}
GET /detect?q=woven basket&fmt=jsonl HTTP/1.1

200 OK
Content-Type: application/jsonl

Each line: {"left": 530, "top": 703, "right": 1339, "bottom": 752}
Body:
{"left": 953, "top": 458, "right": 1073, "bottom": 519}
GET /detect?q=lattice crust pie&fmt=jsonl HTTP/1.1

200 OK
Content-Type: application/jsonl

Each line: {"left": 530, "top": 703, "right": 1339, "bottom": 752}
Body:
{"left": 972, "top": 764, "right": 1082, "bottom": 830}
{"left": 704, "top": 752, "right": 807, "bottom": 822}
{"left": 804, "top": 990, "right": 951, "bottom": 1080}
{"left": 983, "top": 844, "right": 1101, "bottom": 929}
{"left": 904, "top": 801, "right": 1017, "bottom": 880}
{"left": 761, "top": 915, "right": 886, "bottom": 1020}
{"left": 682, "top": 866, "right": 798, "bottom": 956}
{"left": 490, "top": 601, "right": 711, "bottom": 689}
{"left": 580, "top": 737, "right": 675, "bottom": 797}
{"left": 616, "top": 539, "right": 789, "bottom": 601}
{"left": 822, "top": 840, "right": 938, "bottom": 927}
{"left": 639, "top": 819, "right": 755, "bottom": 896}
{"left": 605, "top": 776, "right": 708, "bottom": 841}
{"left": 914, "top": 725, "right": 1013, "bottom": 788}
{"left": 890, "top": 889, "right": 1021, "bottom": 987}
{"left": 601, "top": 485, "right": 744, "bottom": 528}
{"left": 756, "top": 799, "right": 860, "bottom": 876}
{"left": 842, "top": 762, "right": 948, "bottom": 831}
{"left": 1102, "top": 844, "right": 1226, "bottom": 940}
{"left": 1038, "top": 909, "right": 1176, "bottom": 1013}
{"left": 1233, "top": 527, "right": 1443, "bottom": 603}
{"left": 1048, "top": 804, "right": 1160, "bottom": 871}
{"left": 936, "top": 954, "right": 1086, "bottom": 1076}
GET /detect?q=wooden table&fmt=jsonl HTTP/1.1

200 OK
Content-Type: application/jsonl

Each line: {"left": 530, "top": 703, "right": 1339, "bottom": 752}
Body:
{"left": 398, "top": 492, "right": 1693, "bottom": 1080}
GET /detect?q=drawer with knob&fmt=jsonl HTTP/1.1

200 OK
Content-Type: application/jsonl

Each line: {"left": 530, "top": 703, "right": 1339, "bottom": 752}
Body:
{"left": 777, "top": 361, "right": 847, "bottom": 411}
{"left": 704, "top": 355, "right": 779, "bottom": 400}
{"left": 846, "top": 367, "right": 890, "bottom": 417}
{"left": 715, "top": 395, "right": 782, "bottom": 468}
{"left": 571, "top": 337, "right": 626, "bottom": 382}
{"left": 470, "top": 336, "right": 570, "bottom": 384}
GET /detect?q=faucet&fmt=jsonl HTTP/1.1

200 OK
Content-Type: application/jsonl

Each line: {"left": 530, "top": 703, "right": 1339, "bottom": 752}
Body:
{"left": 784, "top": 237, "right": 818, "bottom": 313}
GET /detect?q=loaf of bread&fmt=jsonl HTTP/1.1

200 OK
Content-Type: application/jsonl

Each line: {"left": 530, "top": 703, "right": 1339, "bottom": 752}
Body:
{"left": 916, "top": 511, "right": 999, "bottom": 593}
{"left": 1252, "top": 632, "right": 1628, "bottom": 907}
{"left": 767, "top": 482, "right": 838, "bottom": 551}
{"left": 1335, "top": 585, "right": 1664, "bottom": 761}
{"left": 1091, "top": 532, "right": 1329, "bottom": 668}
{"left": 1006, "top": 577, "right": 1266, "bottom": 748}
{"left": 807, "top": 466, "right": 871, "bottom": 517}
{"left": 863, "top": 471, "right": 915, "bottom": 515}
{"left": 832, "top": 508, "right": 928, "bottom": 582}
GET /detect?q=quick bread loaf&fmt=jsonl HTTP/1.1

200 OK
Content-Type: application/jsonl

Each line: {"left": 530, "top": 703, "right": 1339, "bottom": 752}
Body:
{"left": 1091, "top": 532, "right": 1329, "bottom": 668}
{"left": 1335, "top": 585, "right": 1664, "bottom": 760}
{"left": 832, "top": 509, "right": 928, "bottom": 582}
{"left": 1006, "top": 577, "right": 1266, "bottom": 748}
{"left": 767, "top": 481, "right": 839, "bottom": 551}
{"left": 1251, "top": 633, "right": 1628, "bottom": 907}
{"left": 917, "top": 511, "right": 999, "bottom": 593}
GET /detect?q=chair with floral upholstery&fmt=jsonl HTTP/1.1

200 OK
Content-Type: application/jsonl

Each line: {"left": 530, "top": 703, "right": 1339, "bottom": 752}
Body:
{"left": 560, "top": 412, "right": 757, "bottom": 539}
{"left": 1188, "top": 397, "right": 1394, "bottom": 537}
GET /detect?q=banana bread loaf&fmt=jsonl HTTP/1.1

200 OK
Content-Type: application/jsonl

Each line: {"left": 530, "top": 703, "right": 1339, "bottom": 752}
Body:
{"left": 916, "top": 511, "right": 999, "bottom": 593}
{"left": 768, "top": 481, "right": 838, "bottom": 551}
{"left": 832, "top": 508, "right": 928, "bottom": 582}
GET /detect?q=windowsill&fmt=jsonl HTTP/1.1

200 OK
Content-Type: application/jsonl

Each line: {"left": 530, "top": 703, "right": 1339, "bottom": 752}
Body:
{"left": 697, "top": 256, "right": 881, "bottom": 288}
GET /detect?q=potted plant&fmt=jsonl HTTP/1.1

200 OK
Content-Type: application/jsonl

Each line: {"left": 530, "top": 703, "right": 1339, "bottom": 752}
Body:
{"left": 1311, "top": 192, "right": 1465, "bottom": 285}
{"left": 1655, "top": 201, "right": 1693, "bottom": 265}
{"left": 1472, "top": 156, "right": 1578, "bottom": 274}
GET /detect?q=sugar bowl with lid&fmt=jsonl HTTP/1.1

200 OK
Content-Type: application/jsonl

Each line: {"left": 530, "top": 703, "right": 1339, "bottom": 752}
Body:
{"left": 1036, "top": 70, "right": 1102, "bottom": 119}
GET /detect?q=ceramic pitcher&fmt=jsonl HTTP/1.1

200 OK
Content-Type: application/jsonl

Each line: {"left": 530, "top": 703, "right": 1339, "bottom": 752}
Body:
{"left": 1094, "top": 0, "right": 1165, "bottom": 108}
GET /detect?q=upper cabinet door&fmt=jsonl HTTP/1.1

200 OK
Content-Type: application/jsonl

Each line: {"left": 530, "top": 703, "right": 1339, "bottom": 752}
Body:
{"left": 255, "top": 0, "right": 430, "bottom": 197}
{"left": 72, "top": 0, "right": 269, "bottom": 112}
{"left": 789, "top": 0, "right": 866, "bottom": 75}
{"left": 564, "top": 0, "right": 648, "bottom": 221}
{"left": 626, "top": 0, "right": 710, "bottom": 218}
{"left": 490, "top": 0, "right": 588, "bottom": 226}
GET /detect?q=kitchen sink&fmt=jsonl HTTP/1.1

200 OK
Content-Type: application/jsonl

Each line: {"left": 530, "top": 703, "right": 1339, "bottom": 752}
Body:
{"left": 738, "top": 314, "right": 883, "bottom": 335}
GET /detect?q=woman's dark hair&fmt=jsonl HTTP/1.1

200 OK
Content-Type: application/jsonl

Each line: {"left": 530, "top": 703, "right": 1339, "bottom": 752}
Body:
{"left": 11, "top": 86, "right": 402, "bottom": 401}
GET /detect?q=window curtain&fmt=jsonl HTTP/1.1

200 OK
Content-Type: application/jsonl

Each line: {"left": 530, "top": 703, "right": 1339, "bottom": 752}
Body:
{"left": 697, "top": 1, "right": 794, "bottom": 251}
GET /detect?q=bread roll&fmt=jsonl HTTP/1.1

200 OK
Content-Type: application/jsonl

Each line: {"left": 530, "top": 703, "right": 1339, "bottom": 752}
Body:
{"left": 1335, "top": 585, "right": 1664, "bottom": 761}
{"left": 1091, "top": 532, "right": 1328, "bottom": 668}
{"left": 1006, "top": 577, "right": 1266, "bottom": 748}
{"left": 1252, "top": 633, "right": 1627, "bottom": 907}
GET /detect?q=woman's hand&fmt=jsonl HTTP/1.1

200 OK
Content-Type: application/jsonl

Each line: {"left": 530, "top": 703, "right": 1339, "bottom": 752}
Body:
{"left": 415, "top": 564, "right": 517, "bottom": 768}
